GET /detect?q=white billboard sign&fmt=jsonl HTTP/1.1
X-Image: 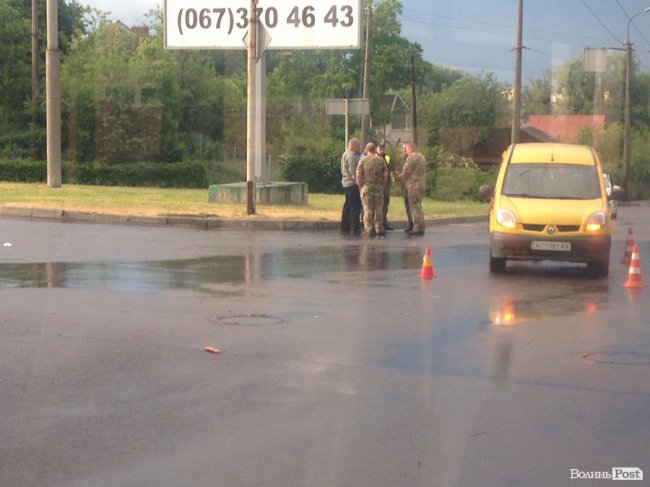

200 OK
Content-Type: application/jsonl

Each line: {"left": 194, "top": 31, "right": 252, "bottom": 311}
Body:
{"left": 164, "top": 0, "right": 362, "bottom": 50}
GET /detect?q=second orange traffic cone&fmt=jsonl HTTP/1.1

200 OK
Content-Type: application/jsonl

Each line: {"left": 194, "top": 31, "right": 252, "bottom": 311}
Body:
{"left": 421, "top": 247, "right": 435, "bottom": 279}
{"left": 621, "top": 228, "right": 635, "bottom": 265}
{"left": 623, "top": 245, "right": 645, "bottom": 289}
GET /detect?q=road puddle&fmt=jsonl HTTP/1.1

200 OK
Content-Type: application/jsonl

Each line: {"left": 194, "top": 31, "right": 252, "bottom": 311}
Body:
{"left": 0, "top": 246, "right": 422, "bottom": 293}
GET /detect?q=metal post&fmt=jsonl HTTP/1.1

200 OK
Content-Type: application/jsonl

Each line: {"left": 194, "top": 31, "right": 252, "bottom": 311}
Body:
{"left": 623, "top": 8, "right": 650, "bottom": 192}
{"left": 46, "top": 0, "right": 61, "bottom": 187}
{"left": 246, "top": 0, "right": 257, "bottom": 214}
{"left": 511, "top": 0, "right": 523, "bottom": 145}
{"left": 255, "top": 51, "right": 268, "bottom": 184}
{"left": 623, "top": 39, "right": 632, "bottom": 192}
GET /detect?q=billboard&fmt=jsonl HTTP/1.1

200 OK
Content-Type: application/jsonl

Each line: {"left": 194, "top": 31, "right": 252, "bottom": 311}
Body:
{"left": 164, "top": 0, "right": 362, "bottom": 50}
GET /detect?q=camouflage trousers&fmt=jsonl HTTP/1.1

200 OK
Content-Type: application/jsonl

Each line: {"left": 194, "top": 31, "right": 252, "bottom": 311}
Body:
{"left": 361, "top": 185, "right": 384, "bottom": 235}
{"left": 407, "top": 189, "right": 425, "bottom": 233}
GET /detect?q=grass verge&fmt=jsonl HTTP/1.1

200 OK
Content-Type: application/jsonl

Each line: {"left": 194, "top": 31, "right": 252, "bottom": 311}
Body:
{"left": 0, "top": 182, "right": 487, "bottom": 221}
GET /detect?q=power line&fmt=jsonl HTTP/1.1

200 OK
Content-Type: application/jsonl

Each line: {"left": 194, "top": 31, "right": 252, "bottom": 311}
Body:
{"left": 577, "top": 0, "right": 622, "bottom": 46}
{"left": 401, "top": 8, "right": 620, "bottom": 51}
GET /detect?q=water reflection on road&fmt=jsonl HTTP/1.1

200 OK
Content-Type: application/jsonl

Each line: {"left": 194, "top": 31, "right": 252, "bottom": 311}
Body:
{"left": 0, "top": 245, "right": 423, "bottom": 293}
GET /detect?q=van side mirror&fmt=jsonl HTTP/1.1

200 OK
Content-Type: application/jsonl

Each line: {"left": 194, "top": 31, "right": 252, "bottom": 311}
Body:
{"left": 479, "top": 184, "right": 494, "bottom": 200}
{"left": 610, "top": 186, "right": 626, "bottom": 201}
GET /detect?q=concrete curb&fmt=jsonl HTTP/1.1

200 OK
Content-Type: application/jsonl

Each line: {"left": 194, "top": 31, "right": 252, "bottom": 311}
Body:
{"left": 0, "top": 206, "right": 487, "bottom": 231}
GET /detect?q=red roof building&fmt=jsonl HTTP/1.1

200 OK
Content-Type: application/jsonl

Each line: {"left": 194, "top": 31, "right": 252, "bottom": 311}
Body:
{"left": 524, "top": 114, "right": 606, "bottom": 142}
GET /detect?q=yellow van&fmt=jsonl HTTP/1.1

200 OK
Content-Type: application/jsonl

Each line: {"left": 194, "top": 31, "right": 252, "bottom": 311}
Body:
{"left": 480, "top": 143, "right": 623, "bottom": 276}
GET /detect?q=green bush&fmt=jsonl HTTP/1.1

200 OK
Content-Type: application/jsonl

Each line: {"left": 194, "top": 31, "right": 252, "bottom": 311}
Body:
{"left": 432, "top": 167, "right": 486, "bottom": 201}
{"left": 0, "top": 159, "right": 47, "bottom": 182}
{"left": 75, "top": 161, "right": 208, "bottom": 188}
{"left": 280, "top": 136, "right": 342, "bottom": 194}
{"left": 0, "top": 159, "right": 208, "bottom": 188}
{"left": 424, "top": 145, "right": 496, "bottom": 200}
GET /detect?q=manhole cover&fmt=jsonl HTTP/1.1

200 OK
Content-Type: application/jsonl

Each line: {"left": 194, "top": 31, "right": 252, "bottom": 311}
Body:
{"left": 213, "top": 314, "right": 285, "bottom": 326}
{"left": 581, "top": 352, "right": 650, "bottom": 365}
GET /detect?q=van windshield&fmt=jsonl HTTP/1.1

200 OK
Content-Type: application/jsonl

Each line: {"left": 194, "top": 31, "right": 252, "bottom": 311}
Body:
{"left": 502, "top": 163, "right": 601, "bottom": 199}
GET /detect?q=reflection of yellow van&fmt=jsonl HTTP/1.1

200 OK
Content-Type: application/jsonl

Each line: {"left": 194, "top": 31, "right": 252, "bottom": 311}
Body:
{"left": 480, "top": 143, "right": 622, "bottom": 276}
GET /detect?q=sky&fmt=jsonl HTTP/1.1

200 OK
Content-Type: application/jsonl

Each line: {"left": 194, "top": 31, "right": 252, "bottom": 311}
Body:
{"left": 82, "top": 0, "right": 650, "bottom": 83}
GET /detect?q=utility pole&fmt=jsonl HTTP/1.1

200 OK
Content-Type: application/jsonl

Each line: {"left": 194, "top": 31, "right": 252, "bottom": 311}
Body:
{"left": 511, "top": 0, "right": 523, "bottom": 145}
{"left": 623, "top": 7, "right": 650, "bottom": 192}
{"left": 46, "top": 0, "right": 61, "bottom": 187}
{"left": 361, "top": 1, "right": 372, "bottom": 146}
{"left": 410, "top": 53, "right": 417, "bottom": 144}
{"left": 623, "top": 39, "right": 632, "bottom": 192}
{"left": 246, "top": 0, "right": 258, "bottom": 215}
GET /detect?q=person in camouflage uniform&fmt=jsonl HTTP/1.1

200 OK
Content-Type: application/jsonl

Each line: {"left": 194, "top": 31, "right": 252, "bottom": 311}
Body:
{"left": 377, "top": 143, "right": 395, "bottom": 231}
{"left": 356, "top": 143, "right": 388, "bottom": 237}
{"left": 400, "top": 142, "right": 427, "bottom": 235}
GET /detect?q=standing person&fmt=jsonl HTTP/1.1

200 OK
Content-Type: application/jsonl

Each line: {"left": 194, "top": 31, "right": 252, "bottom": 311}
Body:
{"left": 340, "top": 138, "right": 362, "bottom": 234}
{"left": 398, "top": 143, "right": 414, "bottom": 233}
{"left": 356, "top": 143, "right": 388, "bottom": 237}
{"left": 401, "top": 141, "right": 427, "bottom": 235}
{"left": 377, "top": 143, "right": 395, "bottom": 231}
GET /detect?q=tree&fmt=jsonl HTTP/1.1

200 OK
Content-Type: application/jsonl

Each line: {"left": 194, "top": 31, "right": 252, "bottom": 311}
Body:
{"left": 522, "top": 76, "right": 552, "bottom": 116}
{"left": 421, "top": 74, "right": 511, "bottom": 152}
{"left": 0, "top": 1, "right": 31, "bottom": 156}
{"left": 550, "top": 52, "right": 626, "bottom": 123}
{"left": 0, "top": 0, "right": 89, "bottom": 158}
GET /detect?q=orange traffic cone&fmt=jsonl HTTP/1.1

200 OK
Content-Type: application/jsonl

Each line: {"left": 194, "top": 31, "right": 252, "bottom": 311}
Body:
{"left": 421, "top": 247, "right": 435, "bottom": 279}
{"left": 621, "top": 228, "right": 635, "bottom": 264}
{"left": 623, "top": 245, "right": 645, "bottom": 289}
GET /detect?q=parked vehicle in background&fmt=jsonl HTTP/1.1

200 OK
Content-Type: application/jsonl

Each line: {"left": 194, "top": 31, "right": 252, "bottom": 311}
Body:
{"left": 603, "top": 173, "right": 618, "bottom": 219}
{"left": 480, "top": 143, "right": 625, "bottom": 276}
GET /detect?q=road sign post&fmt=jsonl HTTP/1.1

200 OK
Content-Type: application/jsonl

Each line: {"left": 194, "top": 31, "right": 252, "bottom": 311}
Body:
{"left": 326, "top": 98, "right": 369, "bottom": 148}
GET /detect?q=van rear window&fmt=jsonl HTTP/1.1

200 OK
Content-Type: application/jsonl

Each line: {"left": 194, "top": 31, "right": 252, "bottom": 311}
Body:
{"left": 502, "top": 163, "right": 601, "bottom": 199}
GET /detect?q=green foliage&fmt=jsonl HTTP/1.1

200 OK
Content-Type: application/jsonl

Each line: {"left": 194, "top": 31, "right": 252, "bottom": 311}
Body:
{"left": 279, "top": 137, "right": 342, "bottom": 194}
{"left": 203, "top": 158, "right": 246, "bottom": 185}
{"left": 421, "top": 74, "right": 510, "bottom": 152}
{"left": 3, "top": 0, "right": 650, "bottom": 195}
{"left": 423, "top": 146, "right": 494, "bottom": 201}
{"left": 0, "top": 159, "right": 46, "bottom": 182}
{"left": 0, "top": 159, "right": 208, "bottom": 188}
{"left": 594, "top": 123, "right": 624, "bottom": 179}
{"left": 629, "top": 126, "right": 650, "bottom": 199}
{"left": 75, "top": 161, "right": 208, "bottom": 187}
{"left": 0, "top": 2, "right": 31, "bottom": 140}
{"left": 522, "top": 77, "right": 552, "bottom": 116}
{"left": 551, "top": 52, "right": 625, "bottom": 122}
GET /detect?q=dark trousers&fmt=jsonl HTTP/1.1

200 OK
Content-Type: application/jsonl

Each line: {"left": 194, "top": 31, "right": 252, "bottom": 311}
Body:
{"left": 403, "top": 190, "right": 413, "bottom": 231}
{"left": 382, "top": 185, "right": 391, "bottom": 226}
{"left": 341, "top": 185, "right": 361, "bottom": 233}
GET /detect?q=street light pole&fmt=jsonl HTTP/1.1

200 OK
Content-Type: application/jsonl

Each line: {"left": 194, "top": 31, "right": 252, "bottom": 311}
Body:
{"left": 623, "top": 7, "right": 650, "bottom": 192}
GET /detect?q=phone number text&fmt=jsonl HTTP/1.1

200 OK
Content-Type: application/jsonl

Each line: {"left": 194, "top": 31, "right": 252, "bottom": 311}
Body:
{"left": 175, "top": 5, "right": 356, "bottom": 36}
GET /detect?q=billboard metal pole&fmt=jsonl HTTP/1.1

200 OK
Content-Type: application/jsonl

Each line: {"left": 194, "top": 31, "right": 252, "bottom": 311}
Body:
{"left": 246, "top": 0, "right": 258, "bottom": 215}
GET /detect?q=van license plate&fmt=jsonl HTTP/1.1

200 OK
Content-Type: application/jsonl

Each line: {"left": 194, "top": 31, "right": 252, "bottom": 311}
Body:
{"left": 531, "top": 241, "right": 571, "bottom": 251}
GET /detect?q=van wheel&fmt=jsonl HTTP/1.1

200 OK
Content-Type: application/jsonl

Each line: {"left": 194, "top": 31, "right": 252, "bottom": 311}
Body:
{"left": 490, "top": 255, "right": 506, "bottom": 273}
{"left": 587, "top": 260, "right": 609, "bottom": 277}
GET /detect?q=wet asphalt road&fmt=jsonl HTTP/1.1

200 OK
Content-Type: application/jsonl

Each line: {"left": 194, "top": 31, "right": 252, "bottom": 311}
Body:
{"left": 0, "top": 206, "right": 649, "bottom": 487}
